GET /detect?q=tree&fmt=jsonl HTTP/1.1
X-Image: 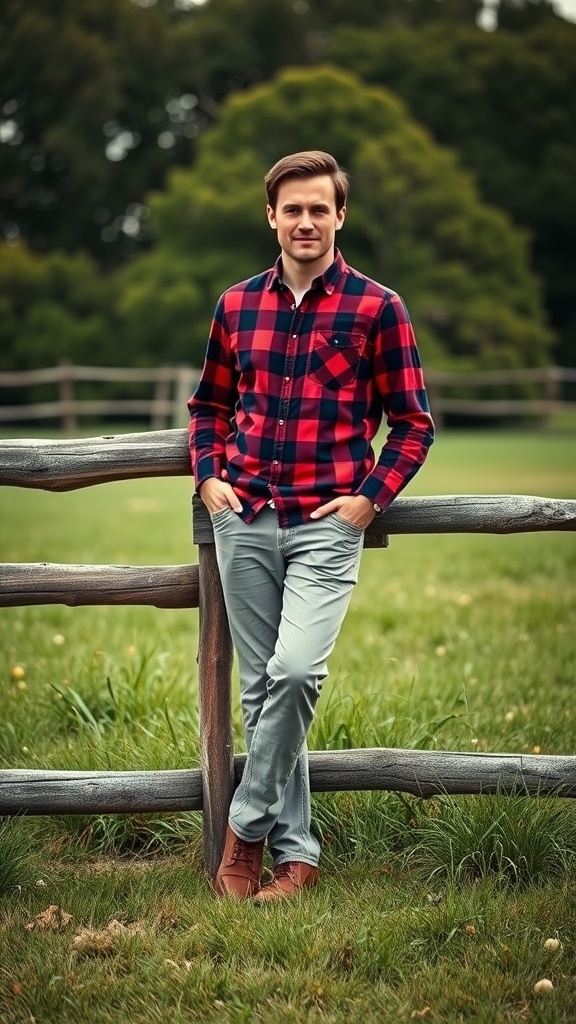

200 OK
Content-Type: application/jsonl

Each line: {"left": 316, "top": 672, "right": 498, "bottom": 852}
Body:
{"left": 124, "top": 66, "right": 551, "bottom": 370}
{"left": 0, "top": 0, "right": 207, "bottom": 264}
{"left": 2, "top": 0, "right": 564, "bottom": 266}
{"left": 2, "top": 1, "right": 567, "bottom": 370}
{"left": 328, "top": 21, "right": 576, "bottom": 363}
{"left": 0, "top": 242, "right": 117, "bottom": 373}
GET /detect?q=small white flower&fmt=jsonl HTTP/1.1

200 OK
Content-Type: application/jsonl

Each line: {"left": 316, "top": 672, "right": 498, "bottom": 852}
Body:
{"left": 53, "top": 634, "right": 65, "bottom": 646}
{"left": 543, "top": 938, "right": 560, "bottom": 951}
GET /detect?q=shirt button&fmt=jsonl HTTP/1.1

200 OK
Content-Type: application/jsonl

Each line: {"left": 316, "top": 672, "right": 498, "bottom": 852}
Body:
{"left": 292, "top": 334, "right": 297, "bottom": 339}
{"left": 273, "top": 460, "right": 279, "bottom": 465}
{"left": 278, "top": 419, "right": 284, "bottom": 425}
{"left": 285, "top": 376, "right": 289, "bottom": 381}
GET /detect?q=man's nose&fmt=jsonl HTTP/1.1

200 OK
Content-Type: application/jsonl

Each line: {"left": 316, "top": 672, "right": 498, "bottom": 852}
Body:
{"left": 298, "top": 211, "right": 314, "bottom": 231}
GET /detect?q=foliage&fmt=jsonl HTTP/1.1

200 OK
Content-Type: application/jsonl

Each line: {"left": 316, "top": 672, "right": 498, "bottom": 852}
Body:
{"left": 0, "top": 817, "right": 37, "bottom": 895}
{"left": 0, "top": 0, "right": 209, "bottom": 264}
{"left": 134, "top": 66, "right": 551, "bottom": 370}
{"left": 0, "top": 242, "right": 118, "bottom": 373}
{"left": 407, "top": 793, "right": 576, "bottom": 883}
{"left": 115, "top": 248, "right": 205, "bottom": 367}
{"left": 2, "top": 0, "right": 568, "bottom": 265}
{"left": 2, "top": 0, "right": 573, "bottom": 370}
{"left": 328, "top": 20, "right": 576, "bottom": 364}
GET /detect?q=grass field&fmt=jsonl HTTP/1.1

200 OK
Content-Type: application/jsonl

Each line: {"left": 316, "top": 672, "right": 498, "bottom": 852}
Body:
{"left": 1, "top": 428, "right": 575, "bottom": 1023}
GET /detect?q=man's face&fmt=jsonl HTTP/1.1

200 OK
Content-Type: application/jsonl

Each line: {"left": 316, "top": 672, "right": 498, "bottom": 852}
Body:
{"left": 267, "top": 174, "right": 345, "bottom": 266}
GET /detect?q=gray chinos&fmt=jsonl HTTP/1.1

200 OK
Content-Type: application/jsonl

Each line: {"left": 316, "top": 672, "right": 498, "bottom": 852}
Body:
{"left": 211, "top": 502, "right": 363, "bottom": 868}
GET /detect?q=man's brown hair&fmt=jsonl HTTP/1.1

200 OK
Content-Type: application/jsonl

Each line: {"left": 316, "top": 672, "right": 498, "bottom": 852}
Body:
{"left": 264, "top": 151, "right": 349, "bottom": 212}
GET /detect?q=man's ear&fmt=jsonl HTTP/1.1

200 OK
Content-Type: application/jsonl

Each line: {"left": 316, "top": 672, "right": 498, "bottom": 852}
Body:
{"left": 336, "top": 206, "right": 346, "bottom": 230}
{"left": 266, "top": 204, "right": 277, "bottom": 229}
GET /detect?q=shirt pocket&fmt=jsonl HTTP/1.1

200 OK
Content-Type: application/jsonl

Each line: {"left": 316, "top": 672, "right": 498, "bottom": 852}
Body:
{"left": 307, "top": 331, "right": 365, "bottom": 391}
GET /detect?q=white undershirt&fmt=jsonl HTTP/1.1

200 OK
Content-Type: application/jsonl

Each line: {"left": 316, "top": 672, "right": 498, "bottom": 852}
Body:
{"left": 291, "top": 288, "right": 307, "bottom": 308}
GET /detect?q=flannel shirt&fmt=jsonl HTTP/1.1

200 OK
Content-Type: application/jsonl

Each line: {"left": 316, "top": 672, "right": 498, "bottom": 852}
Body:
{"left": 188, "top": 249, "right": 434, "bottom": 527}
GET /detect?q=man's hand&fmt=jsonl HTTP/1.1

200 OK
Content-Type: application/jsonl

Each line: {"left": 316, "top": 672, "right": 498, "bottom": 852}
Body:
{"left": 309, "top": 494, "right": 376, "bottom": 531}
{"left": 198, "top": 477, "right": 242, "bottom": 514}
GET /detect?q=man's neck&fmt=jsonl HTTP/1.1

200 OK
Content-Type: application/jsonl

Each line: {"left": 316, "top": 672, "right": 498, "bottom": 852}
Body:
{"left": 280, "top": 248, "right": 335, "bottom": 297}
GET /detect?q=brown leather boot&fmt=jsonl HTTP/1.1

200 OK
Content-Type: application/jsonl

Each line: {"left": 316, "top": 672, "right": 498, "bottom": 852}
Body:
{"left": 253, "top": 861, "right": 319, "bottom": 903}
{"left": 213, "top": 824, "right": 264, "bottom": 899}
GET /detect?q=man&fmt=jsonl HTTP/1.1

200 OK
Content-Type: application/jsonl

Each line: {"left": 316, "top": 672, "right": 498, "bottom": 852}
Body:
{"left": 188, "top": 150, "right": 434, "bottom": 902}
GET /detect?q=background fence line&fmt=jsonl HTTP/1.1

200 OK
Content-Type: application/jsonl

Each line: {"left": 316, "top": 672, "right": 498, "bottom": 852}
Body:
{"left": 0, "top": 362, "right": 200, "bottom": 431}
{"left": 1, "top": 428, "right": 575, "bottom": 876}
{"left": 1, "top": 364, "right": 576, "bottom": 432}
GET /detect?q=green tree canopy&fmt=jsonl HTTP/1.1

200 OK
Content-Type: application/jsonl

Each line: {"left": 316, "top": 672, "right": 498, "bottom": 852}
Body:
{"left": 2, "top": 0, "right": 569, "bottom": 369}
{"left": 0, "top": 242, "right": 117, "bottom": 372}
{"left": 327, "top": 20, "right": 576, "bottom": 363}
{"left": 124, "top": 66, "right": 551, "bottom": 371}
{"left": 2, "top": 0, "right": 567, "bottom": 265}
{"left": 0, "top": 0, "right": 208, "bottom": 264}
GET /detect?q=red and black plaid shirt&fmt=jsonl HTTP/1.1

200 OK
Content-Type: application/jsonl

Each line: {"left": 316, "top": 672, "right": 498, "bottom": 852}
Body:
{"left": 188, "top": 250, "right": 434, "bottom": 527}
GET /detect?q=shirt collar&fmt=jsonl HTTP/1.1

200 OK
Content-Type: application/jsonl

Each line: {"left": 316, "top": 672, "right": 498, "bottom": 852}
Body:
{"left": 267, "top": 248, "right": 347, "bottom": 297}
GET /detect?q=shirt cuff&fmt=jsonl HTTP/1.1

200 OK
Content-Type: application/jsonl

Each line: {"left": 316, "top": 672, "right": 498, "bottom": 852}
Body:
{"left": 193, "top": 455, "right": 223, "bottom": 488}
{"left": 357, "top": 477, "right": 393, "bottom": 512}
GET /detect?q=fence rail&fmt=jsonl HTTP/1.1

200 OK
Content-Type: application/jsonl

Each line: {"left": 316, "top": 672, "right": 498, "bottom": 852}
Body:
{"left": 2, "top": 749, "right": 576, "bottom": 817}
{"left": 1, "top": 428, "right": 575, "bottom": 876}
{"left": 0, "top": 363, "right": 200, "bottom": 431}
{"left": 1, "top": 364, "right": 575, "bottom": 431}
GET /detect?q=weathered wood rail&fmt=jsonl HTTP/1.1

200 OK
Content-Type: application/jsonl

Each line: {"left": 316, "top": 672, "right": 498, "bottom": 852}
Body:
{"left": 1, "top": 428, "right": 575, "bottom": 877}
{"left": 2, "top": 750, "right": 576, "bottom": 817}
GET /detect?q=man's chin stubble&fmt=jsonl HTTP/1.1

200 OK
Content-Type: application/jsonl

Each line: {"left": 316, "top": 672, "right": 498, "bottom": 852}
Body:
{"left": 291, "top": 245, "right": 329, "bottom": 265}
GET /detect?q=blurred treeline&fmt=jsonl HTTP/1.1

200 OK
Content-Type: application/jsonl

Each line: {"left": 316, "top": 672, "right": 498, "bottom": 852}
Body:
{"left": 1, "top": 0, "right": 575, "bottom": 375}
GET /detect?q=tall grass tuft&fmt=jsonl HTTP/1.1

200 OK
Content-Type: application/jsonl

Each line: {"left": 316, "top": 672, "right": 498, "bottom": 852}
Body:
{"left": 58, "top": 811, "right": 204, "bottom": 859}
{"left": 406, "top": 792, "right": 576, "bottom": 884}
{"left": 0, "top": 817, "right": 37, "bottom": 895}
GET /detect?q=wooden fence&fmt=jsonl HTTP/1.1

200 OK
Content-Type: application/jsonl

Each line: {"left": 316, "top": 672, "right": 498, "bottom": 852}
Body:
{"left": 1, "top": 429, "right": 576, "bottom": 877}
{"left": 425, "top": 365, "right": 576, "bottom": 429}
{"left": 1, "top": 364, "right": 576, "bottom": 433}
{"left": 0, "top": 363, "right": 200, "bottom": 432}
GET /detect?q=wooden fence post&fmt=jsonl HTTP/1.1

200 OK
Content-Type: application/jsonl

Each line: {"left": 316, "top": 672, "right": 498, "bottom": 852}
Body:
{"left": 58, "top": 361, "right": 77, "bottom": 434}
{"left": 173, "top": 366, "right": 200, "bottom": 429}
{"left": 193, "top": 494, "right": 235, "bottom": 878}
{"left": 542, "top": 366, "right": 560, "bottom": 432}
{"left": 151, "top": 370, "right": 170, "bottom": 430}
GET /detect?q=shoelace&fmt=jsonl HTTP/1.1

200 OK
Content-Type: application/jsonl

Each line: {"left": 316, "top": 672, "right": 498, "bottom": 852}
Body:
{"left": 273, "top": 862, "right": 295, "bottom": 881}
{"left": 231, "top": 840, "right": 256, "bottom": 868}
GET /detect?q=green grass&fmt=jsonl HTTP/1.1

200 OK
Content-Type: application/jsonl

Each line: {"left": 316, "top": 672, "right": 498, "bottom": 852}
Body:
{"left": 1, "top": 428, "right": 575, "bottom": 1022}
